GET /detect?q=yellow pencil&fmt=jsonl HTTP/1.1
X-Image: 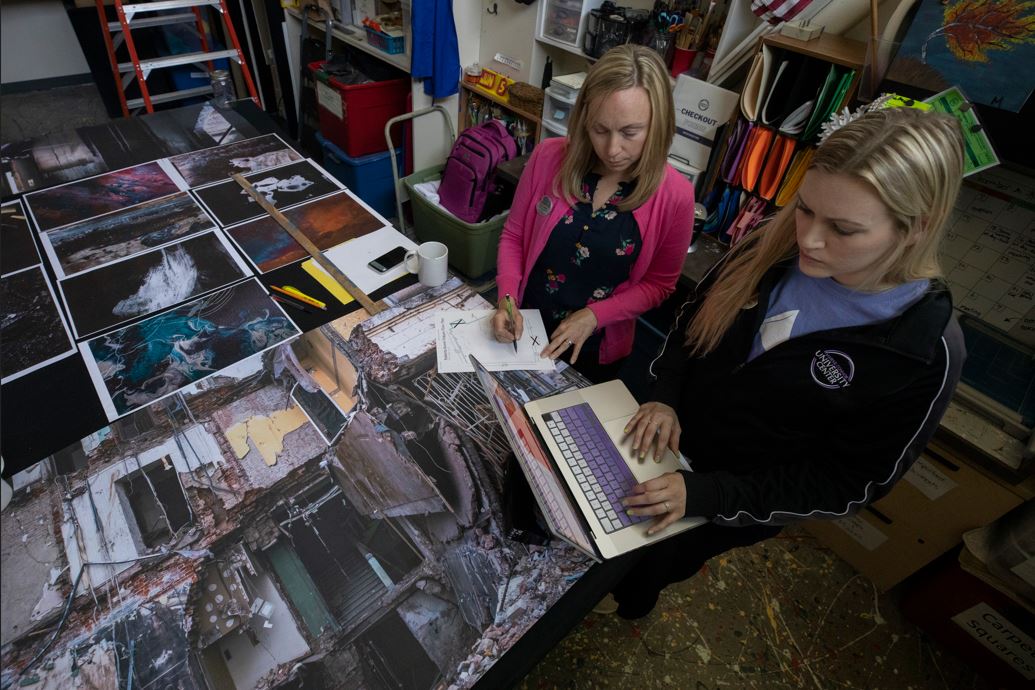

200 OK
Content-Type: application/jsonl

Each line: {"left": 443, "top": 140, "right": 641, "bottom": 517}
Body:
{"left": 271, "top": 285, "right": 327, "bottom": 310}
{"left": 281, "top": 285, "right": 327, "bottom": 309}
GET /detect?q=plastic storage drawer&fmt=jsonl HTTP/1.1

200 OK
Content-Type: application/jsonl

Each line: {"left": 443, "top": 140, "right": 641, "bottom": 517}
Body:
{"left": 540, "top": 119, "right": 568, "bottom": 140}
{"left": 543, "top": 86, "right": 576, "bottom": 130}
{"left": 542, "top": 0, "right": 583, "bottom": 45}
{"left": 549, "top": 73, "right": 585, "bottom": 101}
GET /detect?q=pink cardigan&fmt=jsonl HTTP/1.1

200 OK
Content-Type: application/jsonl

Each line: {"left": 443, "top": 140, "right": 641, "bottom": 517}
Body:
{"left": 496, "top": 137, "right": 695, "bottom": 364}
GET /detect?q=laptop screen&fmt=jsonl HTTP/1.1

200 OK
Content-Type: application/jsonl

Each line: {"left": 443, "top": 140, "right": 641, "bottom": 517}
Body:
{"left": 473, "top": 360, "right": 595, "bottom": 557}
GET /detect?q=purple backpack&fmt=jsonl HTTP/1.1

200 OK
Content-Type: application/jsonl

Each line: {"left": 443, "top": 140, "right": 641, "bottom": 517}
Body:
{"left": 439, "top": 120, "right": 518, "bottom": 224}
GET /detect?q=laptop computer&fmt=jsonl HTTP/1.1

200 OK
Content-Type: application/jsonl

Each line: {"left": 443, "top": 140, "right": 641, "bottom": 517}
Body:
{"left": 473, "top": 357, "right": 705, "bottom": 560}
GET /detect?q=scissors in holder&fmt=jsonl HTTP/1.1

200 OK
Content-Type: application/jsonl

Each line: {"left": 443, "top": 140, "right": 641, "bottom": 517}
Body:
{"left": 655, "top": 10, "right": 681, "bottom": 30}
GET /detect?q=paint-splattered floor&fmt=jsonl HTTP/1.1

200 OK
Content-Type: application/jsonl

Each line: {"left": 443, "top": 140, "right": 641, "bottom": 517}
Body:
{"left": 519, "top": 526, "right": 992, "bottom": 689}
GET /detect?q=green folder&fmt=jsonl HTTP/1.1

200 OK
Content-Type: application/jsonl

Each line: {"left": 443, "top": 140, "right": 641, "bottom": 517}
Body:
{"left": 802, "top": 66, "right": 855, "bottom": 143}
{"left": 800, "top": 64, "right": 838, "bottom": 141}
{"left": 924, "top": 86, "right": 1000, "bottom": 176}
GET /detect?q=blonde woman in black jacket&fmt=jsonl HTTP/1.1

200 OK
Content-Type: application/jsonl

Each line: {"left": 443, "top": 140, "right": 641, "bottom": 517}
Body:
{"left": 612, "top": 108, "right": 966, "bottom": 619}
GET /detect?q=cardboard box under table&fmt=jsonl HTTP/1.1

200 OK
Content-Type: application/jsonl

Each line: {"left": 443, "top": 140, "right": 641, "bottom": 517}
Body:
{"left": 804, "top": 441, "right": 1030, "bottom": 591}
{"left": 401, "top": 165, "right": 508, "bottom": 279}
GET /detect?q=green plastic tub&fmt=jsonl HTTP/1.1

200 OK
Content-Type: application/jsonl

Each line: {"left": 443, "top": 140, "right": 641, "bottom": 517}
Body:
{"left": 402, "top": 165, "right": 508, "bottom": 279}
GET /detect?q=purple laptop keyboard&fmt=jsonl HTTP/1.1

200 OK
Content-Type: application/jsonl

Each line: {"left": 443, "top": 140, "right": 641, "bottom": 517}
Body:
{"left": 544, "top": 403, "right": 648, "bottom": 534}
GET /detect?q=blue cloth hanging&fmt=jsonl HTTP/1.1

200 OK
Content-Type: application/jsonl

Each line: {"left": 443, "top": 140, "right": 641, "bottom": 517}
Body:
{"left": 410, "top": 0, "right": 461, "bottom": 99}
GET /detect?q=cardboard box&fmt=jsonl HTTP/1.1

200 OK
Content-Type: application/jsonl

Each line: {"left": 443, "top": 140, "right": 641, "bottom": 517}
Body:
{"left": 804, "top": 446, "right": 1025, "bottom": 591}
{"left": 804, "top": 505, "right": 945, "bottom": 592}
{"left": 901, "top": 552, "right": 1035, "bottom": 688}
{"left": 669, "top": 75, "right": 739, "bottom": 172}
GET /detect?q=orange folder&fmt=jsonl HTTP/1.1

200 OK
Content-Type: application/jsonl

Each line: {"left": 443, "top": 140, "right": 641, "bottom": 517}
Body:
{"left": 738, "top": 126, "right": 774, "bottom": 194}
{"left": 758, "top": 135, "right": 796, "bottom": 201}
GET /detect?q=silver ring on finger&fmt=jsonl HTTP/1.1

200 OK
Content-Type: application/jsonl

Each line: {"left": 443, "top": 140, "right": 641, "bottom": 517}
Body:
{"left": 567, "top": 338, "right": 574, "bottom": 346}
{"left": 664, "top": 501, "right": 670, "bottom": 512}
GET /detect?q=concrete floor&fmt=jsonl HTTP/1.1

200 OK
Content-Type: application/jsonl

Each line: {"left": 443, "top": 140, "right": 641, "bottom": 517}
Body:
{"left": 0, "top": 82, "right": 111, "bottom": 143}
{"left": 0, "top": 84, "right": 997, "bottom": 690}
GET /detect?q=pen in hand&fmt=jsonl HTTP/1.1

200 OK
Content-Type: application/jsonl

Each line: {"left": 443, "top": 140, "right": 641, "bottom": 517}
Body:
{"left": 504, "top": 294, "right": 518, "bottom": 353}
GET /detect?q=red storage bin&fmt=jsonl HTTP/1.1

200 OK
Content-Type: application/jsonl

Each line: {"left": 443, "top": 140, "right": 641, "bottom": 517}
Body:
{"left": 308, "top": 60, "right": 410, "bottom": 158}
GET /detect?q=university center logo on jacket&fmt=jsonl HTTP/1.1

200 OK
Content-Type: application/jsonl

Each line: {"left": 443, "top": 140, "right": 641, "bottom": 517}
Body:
{"left": 811, "top": 349, "right": 854, "bottom": 389}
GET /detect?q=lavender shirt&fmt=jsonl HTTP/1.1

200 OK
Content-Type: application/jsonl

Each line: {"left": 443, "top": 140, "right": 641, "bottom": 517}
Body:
{"left": 749, "top": 264, "right": 930, "bottom": 361}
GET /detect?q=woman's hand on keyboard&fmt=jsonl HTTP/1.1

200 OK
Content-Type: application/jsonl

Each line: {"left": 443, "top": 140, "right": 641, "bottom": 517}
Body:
{"left": 624, "top": 402, "right": 681, "bottom": 461}
{"left": 622, "top": 472, "right": 686, "bottom": 536}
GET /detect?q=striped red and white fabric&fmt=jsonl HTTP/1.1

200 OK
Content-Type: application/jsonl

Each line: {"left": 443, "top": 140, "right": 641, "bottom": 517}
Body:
{"left": 750, "top": 0, "right": 815, "bottom": 25}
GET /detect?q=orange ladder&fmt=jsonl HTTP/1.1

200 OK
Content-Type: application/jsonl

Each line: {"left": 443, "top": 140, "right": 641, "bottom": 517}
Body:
{"left": 95, "top": 0, "right": 260, "bottom": 115}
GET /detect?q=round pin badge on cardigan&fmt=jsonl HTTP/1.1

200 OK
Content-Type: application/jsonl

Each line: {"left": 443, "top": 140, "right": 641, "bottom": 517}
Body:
{"left": 536, "top": 196, "right": 552, "bottom": 215}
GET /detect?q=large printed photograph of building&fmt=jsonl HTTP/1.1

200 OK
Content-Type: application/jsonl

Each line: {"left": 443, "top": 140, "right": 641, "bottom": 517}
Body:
{"left": 1, "top": 277, "right": 593, "bottom": 690}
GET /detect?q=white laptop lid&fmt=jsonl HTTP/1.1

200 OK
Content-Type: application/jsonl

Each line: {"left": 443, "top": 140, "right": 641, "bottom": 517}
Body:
{"left": 473, "top": 358, "right": 598, "bottom": 560}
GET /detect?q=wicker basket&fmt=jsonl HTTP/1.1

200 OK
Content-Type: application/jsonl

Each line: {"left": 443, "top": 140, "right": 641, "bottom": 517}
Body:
{"left": 508, "top": 82, "right": 545, "bottom": 117}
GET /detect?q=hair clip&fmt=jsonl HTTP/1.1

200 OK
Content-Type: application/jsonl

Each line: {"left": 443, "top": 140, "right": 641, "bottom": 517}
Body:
{"left": 817, "top": 93, "right": 897, "bottom": 144}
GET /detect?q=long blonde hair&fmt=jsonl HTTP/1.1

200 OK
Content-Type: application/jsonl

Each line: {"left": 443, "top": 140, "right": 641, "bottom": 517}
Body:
{"left": 686, "top": 108, "right": 964, "bottom": 355}
{"left": 557, "top": 44, "right": 675, "bottom": 211}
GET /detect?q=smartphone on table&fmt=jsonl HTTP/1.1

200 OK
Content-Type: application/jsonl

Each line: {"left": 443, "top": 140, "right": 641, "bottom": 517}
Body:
{"left": 368, "top": 246, "right": 407, "bottom": 273}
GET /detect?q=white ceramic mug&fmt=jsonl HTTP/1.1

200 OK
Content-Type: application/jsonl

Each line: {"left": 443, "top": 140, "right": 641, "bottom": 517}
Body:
{"left": 405, "top": 241, "right": 449, "bottom": 287}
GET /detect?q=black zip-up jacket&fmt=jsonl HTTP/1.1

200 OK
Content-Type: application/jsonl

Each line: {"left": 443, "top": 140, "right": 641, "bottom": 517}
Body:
{"left": 650, "top": 258, "right": 965, "bottom": 527}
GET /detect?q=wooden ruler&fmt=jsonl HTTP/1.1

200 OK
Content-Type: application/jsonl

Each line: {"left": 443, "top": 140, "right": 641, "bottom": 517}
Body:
{"left": 232, "top": 174, "right": 385, "bottom": 315}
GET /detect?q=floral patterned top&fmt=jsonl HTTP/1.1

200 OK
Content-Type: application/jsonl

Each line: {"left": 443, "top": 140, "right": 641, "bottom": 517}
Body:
{"left": 523, "top": 172, "right": 642, "bottom": 339}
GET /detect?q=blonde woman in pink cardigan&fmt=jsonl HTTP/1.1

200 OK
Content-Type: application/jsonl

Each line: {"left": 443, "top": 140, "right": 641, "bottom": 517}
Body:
{"left": 493, "top": 45, "right": 695, "bottom": 382}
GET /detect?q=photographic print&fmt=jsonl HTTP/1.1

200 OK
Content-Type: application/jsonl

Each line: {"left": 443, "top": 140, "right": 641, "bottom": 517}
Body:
{"left": 168, "top": 134, "right": 303, "bottom": 187}
{"left": 0, "top": 129, "right": 108, "bottom": 198}
{"left": 58, "top": 230, "right": 253, "bottom": 339}
{"left": 1, "top": 200, "right": 40, "bottom": 276}
{"left": 291, "top": 382, "right": 350, "bottom": 445}
{"left": 886, "top": 0, "right": 1035, "bottom": 112}
{"left": 225, "top": 189, "right": 387, "bottom": 273}
{"left": 81, "top": 279, "right": 300, "bottom": 420}
{"left": 1, "top": 265, "right": 76, "bottom": 383}
{"left": 192, "top": 159, "right": 342, "bottom": 227}
{"left": 25, "top": 161, "right": 182, "bottom": 232}
{"left": 40, "top": 192, "right": 216, "bottom": 278}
